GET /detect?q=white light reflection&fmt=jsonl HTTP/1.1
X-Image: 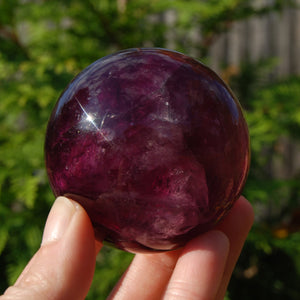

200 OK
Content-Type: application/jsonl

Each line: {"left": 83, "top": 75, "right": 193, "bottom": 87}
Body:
{"left": 75, "top": 97, "right": 112, "bottom": 142}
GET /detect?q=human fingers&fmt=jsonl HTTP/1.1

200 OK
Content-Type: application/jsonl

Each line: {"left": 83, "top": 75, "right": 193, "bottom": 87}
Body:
{"left": 163, "top": 196, "right": 253, "bottom": 300}
{"left": 163, "top": 230, "right": 229, "bottom": 300}
{"left": 1, "top": 196, "right": 100, "bottom": 300}
{"left": 110, "top": 198, "right": 252, "bottom": 300}
{"left": 215, "top": 196, "right": 254, "bottom": 299}
{"left": 108, "top": 232, "right": 228, "bottom": 300}
{"left": 109, "top": 231, "right": 229, "bottom": 300}
{"left": 107, "top": 248, "right": 182, "bottom": 300}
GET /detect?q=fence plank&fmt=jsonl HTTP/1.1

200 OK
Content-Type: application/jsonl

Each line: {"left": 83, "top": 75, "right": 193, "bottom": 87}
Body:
{"left": 208, "top": 4, "right": 300, "bottom": 78}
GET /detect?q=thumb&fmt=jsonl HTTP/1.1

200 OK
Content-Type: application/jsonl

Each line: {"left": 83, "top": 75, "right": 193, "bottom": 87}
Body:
{"left": 1, "top": 196, "right": 101, "bottom": 300}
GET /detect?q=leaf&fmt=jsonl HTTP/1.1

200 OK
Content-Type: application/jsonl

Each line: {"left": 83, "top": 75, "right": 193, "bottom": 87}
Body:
{"left": 0, "top": 227, "right": 8, "bottom": 256}
{"left": 7, "top": 261, "right": 26, "bottom": 286}
{"left": 11, "top": 176, "right": 39, "bottom": 209}
{"left": 25, "top": 225, "right": 42, "bottom": 251}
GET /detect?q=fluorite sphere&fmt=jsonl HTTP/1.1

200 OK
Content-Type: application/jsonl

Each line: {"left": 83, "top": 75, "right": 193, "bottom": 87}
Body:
{"left": 45, "top": 48, "right": 250, "bottom": 253}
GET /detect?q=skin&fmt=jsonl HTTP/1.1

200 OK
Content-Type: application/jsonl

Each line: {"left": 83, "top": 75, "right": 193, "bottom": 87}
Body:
{"left": 0, "top": 196, "right": 254, "bottom": 300}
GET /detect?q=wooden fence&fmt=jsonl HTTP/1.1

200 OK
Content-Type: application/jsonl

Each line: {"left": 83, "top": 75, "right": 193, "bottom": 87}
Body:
{"left": 208, "top": 0, "right": 300, "bottom": 78}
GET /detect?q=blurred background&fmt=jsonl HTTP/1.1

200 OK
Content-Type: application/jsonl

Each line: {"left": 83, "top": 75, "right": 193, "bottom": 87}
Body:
{"left": 1, "top": 0, "right": 300, "bottom": 299}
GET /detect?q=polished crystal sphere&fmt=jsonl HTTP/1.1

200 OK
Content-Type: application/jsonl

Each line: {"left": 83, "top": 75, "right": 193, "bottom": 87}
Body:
{"left": 45, "top": 48, "right": 250, "bottom": 253}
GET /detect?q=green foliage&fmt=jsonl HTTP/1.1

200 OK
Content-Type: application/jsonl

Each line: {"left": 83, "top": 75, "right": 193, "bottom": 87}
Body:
{"left": 228, "top": 62, "right": 300, "bottom": 299}
{"left": 87, "top": 247, "right": 134, "bottom": 299}
{"left": 0, "top": 0, "right": 299, "bottom": 298}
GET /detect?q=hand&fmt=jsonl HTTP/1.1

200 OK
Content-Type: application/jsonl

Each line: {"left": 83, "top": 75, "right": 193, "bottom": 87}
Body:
{"left": 0, "top": 196, "right": 254, "bottom": 300}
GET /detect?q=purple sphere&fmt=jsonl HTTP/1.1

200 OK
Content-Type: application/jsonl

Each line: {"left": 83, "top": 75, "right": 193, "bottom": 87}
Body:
{"left": 45, "top": 48, "right": 250, "bottom": 253}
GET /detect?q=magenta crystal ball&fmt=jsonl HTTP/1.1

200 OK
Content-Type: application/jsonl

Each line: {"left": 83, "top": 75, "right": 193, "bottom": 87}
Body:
{"left": 45, "top": 48, "right": 250, "bottom": 253}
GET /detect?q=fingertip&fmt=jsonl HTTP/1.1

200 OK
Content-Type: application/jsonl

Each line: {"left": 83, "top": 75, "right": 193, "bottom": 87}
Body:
{"left": 59, "top": 197, "right": 99, "bottom": 298}
{"left": 4, "top": 196, "right": 98, "bottom": 300}
{"left": 182, "top": 229, "right": 230, "bottom": 258}
{"left": 164, "top": 230, "right": 230, "bottom": 300}
{"left": 228, "top": 195, "right": 255, "bottom": 233}
{"left": 237, "top": 195, "right": 255, "bottom": 225}
{"left": 214, "top": 196, "right": 254, "bottom": 300}
{"left": 41, "top": 196, "right": 77, "bottom": 246}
